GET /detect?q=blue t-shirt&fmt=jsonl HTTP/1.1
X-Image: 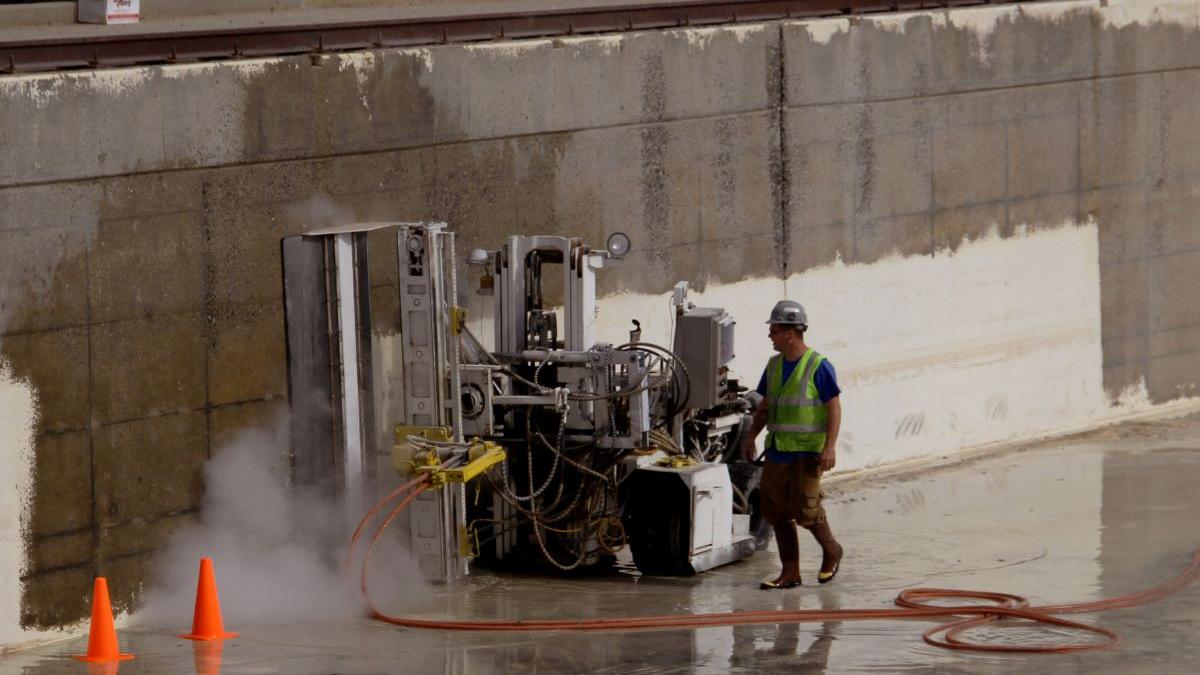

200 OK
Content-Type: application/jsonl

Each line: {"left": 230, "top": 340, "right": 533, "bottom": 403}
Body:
{"left": 755, "top": 356, "right": 840, "bottom": 464}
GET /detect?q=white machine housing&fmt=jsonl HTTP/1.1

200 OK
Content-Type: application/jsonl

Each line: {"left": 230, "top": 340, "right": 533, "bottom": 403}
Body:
{"left": 634, "top": 463, "right": 755, "bottom": 573}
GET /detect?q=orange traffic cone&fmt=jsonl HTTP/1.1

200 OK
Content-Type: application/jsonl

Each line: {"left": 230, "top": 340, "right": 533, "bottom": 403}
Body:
{"left": 180, "top": 557, "right": 238, "bottom": 641}
{"left": 73, "top": 577, "right": 135, "bottom": 662}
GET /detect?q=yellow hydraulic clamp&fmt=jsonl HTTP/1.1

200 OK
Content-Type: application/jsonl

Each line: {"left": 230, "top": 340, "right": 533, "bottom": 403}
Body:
{"left": 411, "top": 439, "right": 507, "bottom": 489}
{"left": 450, "top": 305, "right": 468, "bottom": 335}
{"left": 392, "top": 425, "right": 452, "bottom": 474}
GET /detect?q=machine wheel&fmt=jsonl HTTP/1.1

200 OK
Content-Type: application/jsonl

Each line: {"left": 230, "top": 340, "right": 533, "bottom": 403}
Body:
{"left": 623, "top": 471, "right": 694, "bottom": 576}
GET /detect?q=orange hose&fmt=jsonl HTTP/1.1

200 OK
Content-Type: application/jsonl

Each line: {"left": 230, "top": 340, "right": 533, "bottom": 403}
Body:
{"left": 349, "top": 484, "right": 1200, "bottom": 654}
{"left": 344, "top": 475, "right": 429, "bottom": 575}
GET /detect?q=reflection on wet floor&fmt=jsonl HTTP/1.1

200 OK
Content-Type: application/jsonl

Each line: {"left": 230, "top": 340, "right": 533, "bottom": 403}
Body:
{"left": 4, "top": 415, "right": 1200, "bottom": 674}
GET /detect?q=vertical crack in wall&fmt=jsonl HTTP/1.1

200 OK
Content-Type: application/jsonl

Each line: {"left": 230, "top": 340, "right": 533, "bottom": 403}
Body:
{"left": 770, "top": 23, "right": 790, "bottom": 279}
{"left": 1142, "top": 69, "right": 1168, "bottom": 385}
{"left": 638, "top": 48, "right": 670, "bottom": 274}
{"left": 1002, "top": 109, "right": 1011, "bottom": 236}
{"left": 200, "top": 181, "right": 216, "bottom": 463}
{"left": 83, "top": 227, "right": 98, "bottom": 584}
{"left": 852, "top": 111, "right": 876, "bottom": 262}
{"left": 1075, "top": 78, "right": 1085, "bottom": 231}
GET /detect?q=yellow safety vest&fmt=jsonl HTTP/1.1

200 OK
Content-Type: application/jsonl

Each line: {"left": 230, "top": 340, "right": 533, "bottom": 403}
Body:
{"left": 765, "top": 349, "right": 828, "bottom": 453}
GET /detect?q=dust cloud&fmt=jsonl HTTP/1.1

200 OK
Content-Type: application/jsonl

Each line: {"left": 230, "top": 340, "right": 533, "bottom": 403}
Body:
{"left": 285, "top": 193, "right": 355, "bottom": 230}
{"left": 138, "top": 415, "right": 431, "bottom": 627}
{"left": 140, "top": 192, "right": 431, "bottom": 627}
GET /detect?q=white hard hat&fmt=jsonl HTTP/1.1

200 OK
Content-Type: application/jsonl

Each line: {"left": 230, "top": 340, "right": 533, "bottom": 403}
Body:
{"left": 767, "top": 300, "right": 807, "bottom": 328}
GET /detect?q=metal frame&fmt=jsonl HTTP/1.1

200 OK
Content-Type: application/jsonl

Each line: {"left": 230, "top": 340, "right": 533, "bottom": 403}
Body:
{"left": 396, "top": 222, "right": 469, "bottom": 583}
{"left": 493, "top": 235, "right": 607, "bottom": 354}
{"left": 281, "top": 225, "right": 380, "bottom": 505}
{"left": 284, "top": 221, "right": 468, "bottom": 582}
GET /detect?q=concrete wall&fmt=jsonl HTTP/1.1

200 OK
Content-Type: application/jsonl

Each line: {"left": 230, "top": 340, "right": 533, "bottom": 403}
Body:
{"left": 2, "top": 0, "right": 1199, "bottom": 643}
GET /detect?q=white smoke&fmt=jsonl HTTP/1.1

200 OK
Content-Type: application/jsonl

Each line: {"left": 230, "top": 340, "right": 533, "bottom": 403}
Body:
{"left": 285, "top": 193, "right": 355, "bottom": 231}
{"left": 138, "top": 414, "right": 431, "bottom": 627}
{"left": 140, "top": 192, "right": 433, "bottom": 629}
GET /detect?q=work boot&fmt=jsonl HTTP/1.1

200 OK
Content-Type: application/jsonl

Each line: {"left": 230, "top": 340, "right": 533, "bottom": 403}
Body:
{"left": 761, "top": 523, "right": 802, "bottom": 589}
{"left": 808, "top": 520, "right": 843, "bottom": 584}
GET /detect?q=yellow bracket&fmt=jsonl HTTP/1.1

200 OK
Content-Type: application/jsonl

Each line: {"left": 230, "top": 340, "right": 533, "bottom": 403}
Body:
{"left": 393, "top": 425, "right": 451, "bottom": 444}
{"left": 392, "top": 425, "right": 452, "bottom": 474}
{"left": 450, "top": 306, "right": 468, "bottom": 335}
{"left": 393, "top": 430, "right": 503, "bottom": 560}
{"left": 413, "top": 440, "right": 507, "bottom": 489}
{"left": 655, "top": 455, "right": 697, "bottom": 469}
{"left": 444, "top": 441, "right": 507, "bottom": 484}
{"left": 459, "top": 524, "right": 478, "bottom": 559}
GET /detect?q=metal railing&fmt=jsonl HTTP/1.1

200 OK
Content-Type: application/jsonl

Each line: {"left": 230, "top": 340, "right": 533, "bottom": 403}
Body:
{"left": 0, "top": 0, "right": 1018, "bottom": 74}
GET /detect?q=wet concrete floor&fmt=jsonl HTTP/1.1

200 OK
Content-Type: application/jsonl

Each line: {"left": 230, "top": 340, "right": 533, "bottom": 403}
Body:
{"left": 5, "top": 412, "right": 1200, "bottom": 674}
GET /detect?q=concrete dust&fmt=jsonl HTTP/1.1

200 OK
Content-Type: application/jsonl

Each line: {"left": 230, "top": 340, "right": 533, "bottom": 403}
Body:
{"left": 137, "top": 416, "right": 354, "bottom": 625}
{"left": 137, "top": 415, "right": 430, "bottom": 628}
{"left": 284, "top": 193, "right": 354, "bottom": 230}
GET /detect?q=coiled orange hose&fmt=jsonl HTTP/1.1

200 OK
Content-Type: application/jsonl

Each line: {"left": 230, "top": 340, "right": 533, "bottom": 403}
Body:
{"left": 348, "top": 483, "right": 1199, "bottom": 653}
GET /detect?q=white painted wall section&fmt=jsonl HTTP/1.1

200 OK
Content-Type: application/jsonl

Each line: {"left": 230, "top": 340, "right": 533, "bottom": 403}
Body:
{"left": 0, "top": 368, "right": 64, "bottom": 651}
{"left": 595, "top": 223, "right": 1151, "bottom": 472}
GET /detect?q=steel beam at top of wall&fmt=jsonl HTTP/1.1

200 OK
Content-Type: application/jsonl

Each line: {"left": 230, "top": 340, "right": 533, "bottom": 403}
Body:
{"left": 0, "top": 0, "right": 1016, "bottom": 74}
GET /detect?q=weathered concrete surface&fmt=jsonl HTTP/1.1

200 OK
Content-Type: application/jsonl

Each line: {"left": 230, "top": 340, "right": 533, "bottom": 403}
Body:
{"left": 1, "top": 0, "right": 1199, "bottom": 641}
{"left": 781, "top": 1, "right": 1200, "bottom": 403}
{"left": 2, "top": 412, "right": 1198, "bottom": 673}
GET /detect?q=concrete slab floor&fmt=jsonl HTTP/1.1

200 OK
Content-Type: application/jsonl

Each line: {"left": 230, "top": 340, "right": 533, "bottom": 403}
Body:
{"left": 4, "top": 412, "right": 1200, "bottom": 674}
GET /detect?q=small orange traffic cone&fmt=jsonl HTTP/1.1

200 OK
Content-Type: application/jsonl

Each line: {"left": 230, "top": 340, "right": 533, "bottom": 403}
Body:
{"left": 180, "top": 557, "right": 237, "bottom": 641}
{"left": 73, "top": 577, "right": 135, "bottom": 662}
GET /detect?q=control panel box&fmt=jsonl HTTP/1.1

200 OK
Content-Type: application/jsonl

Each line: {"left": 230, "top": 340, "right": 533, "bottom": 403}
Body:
{"left": 673, "top": 307, "right": 735, "bottom": 409}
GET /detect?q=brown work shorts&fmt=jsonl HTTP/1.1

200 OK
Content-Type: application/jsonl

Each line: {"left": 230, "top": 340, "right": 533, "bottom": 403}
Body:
{"left": 760, "top": 454, "right": 826, "bottom": 528}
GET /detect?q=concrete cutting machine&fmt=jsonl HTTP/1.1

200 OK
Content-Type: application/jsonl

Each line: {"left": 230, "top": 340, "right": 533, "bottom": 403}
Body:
{"left": 282, "top": 222, "right": 765, "bottom": 582}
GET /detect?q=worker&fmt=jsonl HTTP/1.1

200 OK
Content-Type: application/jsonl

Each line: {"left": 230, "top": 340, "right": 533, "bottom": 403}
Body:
{"left": 741, "top": 300, "right": 843, "bottom": 589}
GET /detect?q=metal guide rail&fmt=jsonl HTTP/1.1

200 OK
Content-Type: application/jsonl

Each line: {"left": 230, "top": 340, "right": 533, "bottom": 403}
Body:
{"left": 1, "top": 0, "right": 1024, "bottom": 74}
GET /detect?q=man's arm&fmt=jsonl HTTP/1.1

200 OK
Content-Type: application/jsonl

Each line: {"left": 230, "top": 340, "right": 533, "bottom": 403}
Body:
{"left": 820, "top": 395, "right": 841, "bottom": 472}
{"left": 740, "top": 396, "right": 769, "bottom": 461}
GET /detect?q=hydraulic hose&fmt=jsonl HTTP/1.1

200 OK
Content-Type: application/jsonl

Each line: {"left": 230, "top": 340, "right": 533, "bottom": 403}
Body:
{"left": 344, "top": 474, "right": 430, "bottom": 575}
{"left": 348, "top": 483, "right": 1200, "bottom": 654}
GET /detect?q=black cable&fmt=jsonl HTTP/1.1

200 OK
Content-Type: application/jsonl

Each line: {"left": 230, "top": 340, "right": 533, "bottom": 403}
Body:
{"left": 617, "top": 342, "right": 691, "bottom": 416}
